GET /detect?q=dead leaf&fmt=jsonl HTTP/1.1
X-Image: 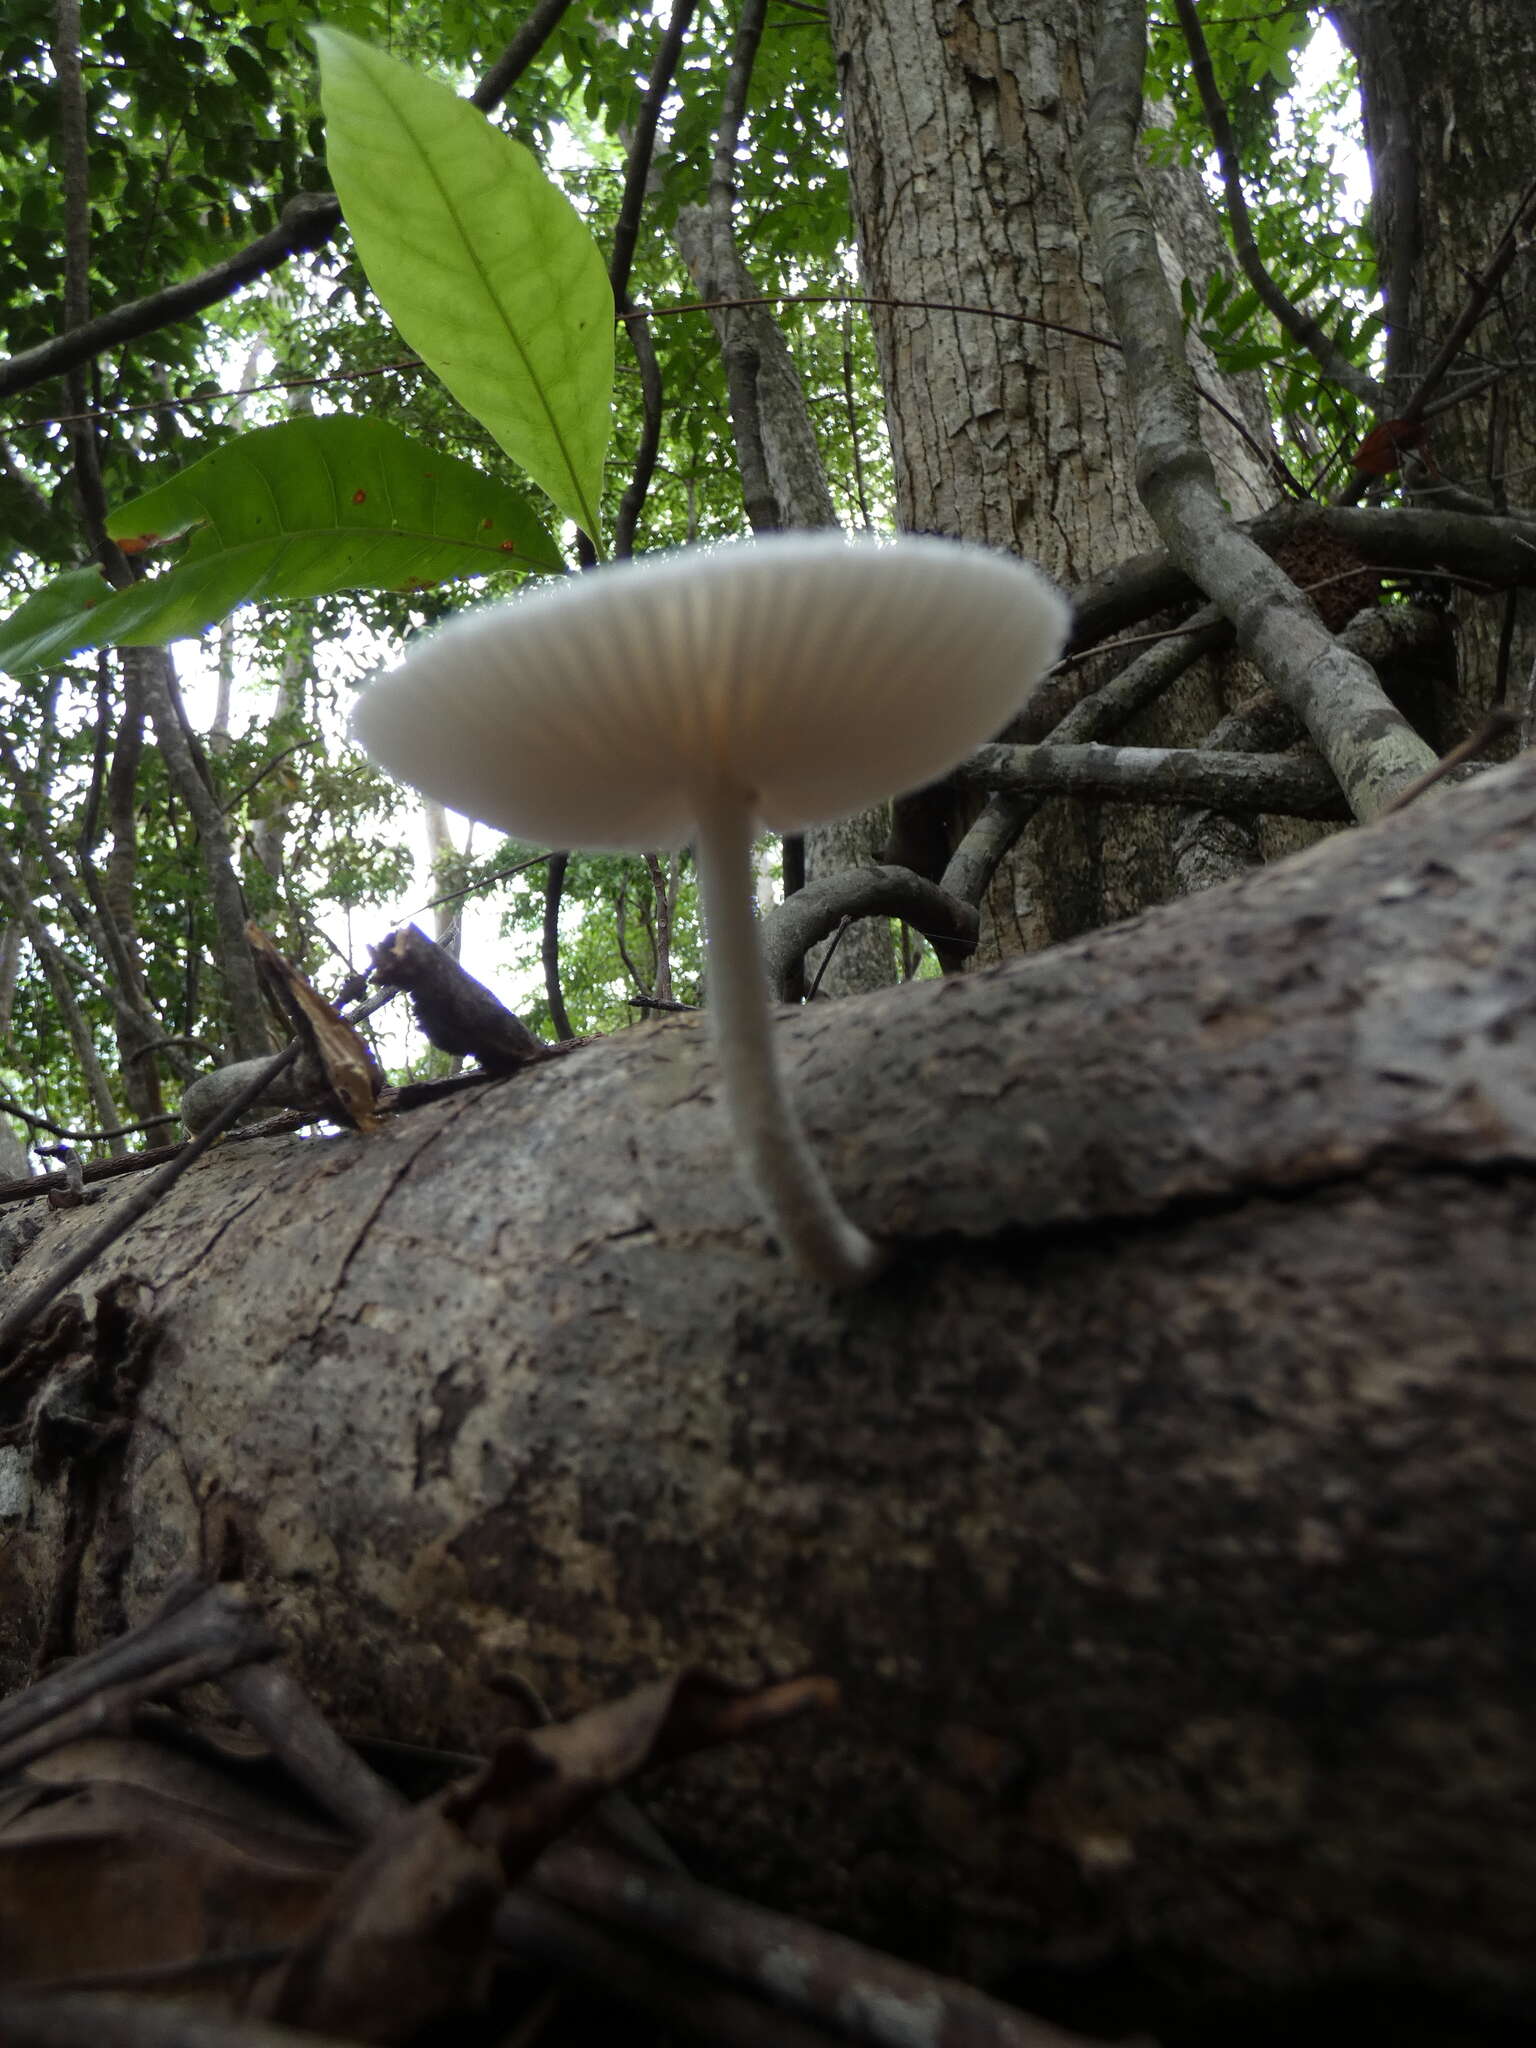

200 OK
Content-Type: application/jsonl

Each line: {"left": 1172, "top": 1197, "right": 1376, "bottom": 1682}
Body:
{"left": 245, "top": 924, "right": 382, "bottom": 1133}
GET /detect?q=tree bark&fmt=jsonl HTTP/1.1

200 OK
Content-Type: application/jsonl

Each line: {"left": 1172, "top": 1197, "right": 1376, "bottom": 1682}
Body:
{"left": 828, "top": 0, "right": 1276, "bottom": 959}
{"left": 3, "top": 759, "right": 1536, "bottom": 2035}
{"left": 1332, "top": 0, "right": 1536, "bottom": 723}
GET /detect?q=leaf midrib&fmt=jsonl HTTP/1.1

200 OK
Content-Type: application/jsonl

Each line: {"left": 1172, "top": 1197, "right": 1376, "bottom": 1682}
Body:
{"left": 363, "top": 56, "right": 604, "bottom": 544}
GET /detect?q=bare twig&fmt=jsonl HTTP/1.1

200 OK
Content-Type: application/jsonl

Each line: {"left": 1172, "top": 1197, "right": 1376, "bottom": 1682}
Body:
{"left": 609, "top": 0, "right": 698, "bottom": 311}
{"left": 760, "top": 867, "right": 978, "bottom": 996}
{"left": 0, "top": 8, "right": 580, "bottom": 406}
{"left": 953, "top": 739, "right": 1353, "bottom": 820}
{"left": 0, "top": 1991, "right": 361, "bottom": 2048}
{"left": 498, "top": 1890, "right": 842, "bottom": 2048}
{"left": 0, "top": 1582, "right": 276, "bottom": 1748}
{"left": 220, "top": 1659, "right": 406, "bottom": 1839}
{"left": 943, "top": 603, "right": 1228, "bottom": 905}
{"left": 534, "top": 1841, "right": 1113, "bottom": 2048}
{"left": 1173, "top": 0, "right": 1381, "bottom": 407}
{"left": 468, "top": 0, "right": 578, "bottom": 112}
{"left": 0, "top": 1647, "right": 264, "bottom": 1778}
{"left": 1378, "top": 708, "right": 1517, "bottom": 814}
{"left": 542, "top": 852, "right": 576, "bottom": 1041}
{"left": 1079, "top": 0, "right": 1435, "bottom": 820}
{"left": 0, "top": 1096, "right": 179, "bottom": 1145}
{"left": 609, "top": 0, "right": 698, "bottom": 555}
{"left": 803, "top": 917, "right": 851, "bottom": 999}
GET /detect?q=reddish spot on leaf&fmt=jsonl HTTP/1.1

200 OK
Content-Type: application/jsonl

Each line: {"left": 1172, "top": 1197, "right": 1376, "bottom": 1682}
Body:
{"left": 498, "top": 540, "right": 518, "bottom": 553}
{"left": 352, "top": 488, "right": 367, "bottom": 504}
{"left": 116, "top": 533, "right": 161, "bottom": 555}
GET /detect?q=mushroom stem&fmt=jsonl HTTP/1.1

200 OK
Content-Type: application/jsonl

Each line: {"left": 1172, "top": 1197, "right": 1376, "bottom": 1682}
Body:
{"left": 692, "top": 788, "right": 887, "bottom": 1289}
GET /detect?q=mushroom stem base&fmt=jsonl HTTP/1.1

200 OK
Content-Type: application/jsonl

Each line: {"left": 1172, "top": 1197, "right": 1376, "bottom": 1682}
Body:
{"left": 693, "top": 793, "right": 886, "bottom": 1290}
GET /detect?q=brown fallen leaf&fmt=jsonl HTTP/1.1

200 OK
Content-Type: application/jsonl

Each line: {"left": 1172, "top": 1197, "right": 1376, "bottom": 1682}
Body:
{"left": 252, "top": 1668, "right": 836, "bottom": 2043}
{"left": 0, "top": 1733, "right": 346, "bottom": 1994}
{"left": 246, "top": 923, "right": 382, "bottom": 1133}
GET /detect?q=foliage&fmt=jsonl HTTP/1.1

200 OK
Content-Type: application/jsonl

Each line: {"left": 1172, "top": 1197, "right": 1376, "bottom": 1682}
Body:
{"left": 0, "top": 0, "right": 1387, "bottom": 1152}
{"left": 314, "top": 26, "right": 614, "bottom": 541}
{"left": 1148, "top": 5, "right": 1378, "bottom": 480}
{"left": 0, "top": 416, "right": 561, "bottom": 671}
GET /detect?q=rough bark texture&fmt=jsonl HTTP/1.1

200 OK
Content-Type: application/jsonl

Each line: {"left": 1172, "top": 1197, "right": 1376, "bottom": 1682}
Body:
{"left": 1332, "top": 0, "right": 1536, "bottom": 723}
{"left": 828, "top": 0, "right": 1274, "bottom": 960}
{"left": 3, "top": 760, "right": 1536, "bottom": 2037}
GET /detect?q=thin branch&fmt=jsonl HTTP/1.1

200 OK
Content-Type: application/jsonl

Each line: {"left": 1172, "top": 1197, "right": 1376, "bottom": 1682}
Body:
{"left": 1173, "top": 0, "right": 1381, "bottom": 407}
{"left": 609, "top": 0, "right": 699, "bottom": 311}
{"left": 10, "top": 353, "right": 422, "bottom": 434}
{"left": 468, "top": 0, "right": 578, "bottom": 112}
{"left": 542, "top": 852, "right": 576, "bottom": 1041}
{"left": 52, "top": 0, "right": 125, "bottom": 584}
{"left": 710, "top": 0, "right": 769, "bottom": 214}
{"left": 534, "top": 1841, "right": 1108, "bottom": 2048}
{"left": 218, "top": 740, "right": 313, "bottom": 816}
{"left": 609, "top": 0, "right": 699, "bottom": 555}
{"left": 1397, "top": 173, "right": 1536, "bottom": 432}
{"left": 1379, "top": 708, "right": 1517, "bottom": 814}
{"left": 0, "top": 1095, "right": 178, "bottom": 1144}
{"left": 1079, "top": 0, "right": 1435, "bottom": 821}
{"left": 0, "top": 5, "right": 578, "bottom": 406}
{"left": 131, "top": 647, "right": 269, "bottom": 1062}
{"left": 0, "top": 732, "right": 161, "bottom": 1049}
{"left": 841, "top": 308, "right": 874, "bottom": 529}
{"left": 627, "top": 286, "right": 1119, "bottom": 351}
{"left": 759, "top": 867, "right": 979, "bottom": 998}
{"left": 803, "top": 917, "right": 851, "bottom": 999}
{"left": 952, "top": 739, "right": 1352, "bottom": 820}
{"left": 0, "top": 852, "right": 125, "bottom": 1147}
{"left": 0, "top": 1992, "right": 358, "bottom": 2048}
{"left": 613, "top": 311, "right": 665, "bottom": 558}
{"left": 408, "top": 848, "right": 551, "bottom": 923}
{"left": 1334, "top": 0, "right": 1419, "bottom": 399}
{"left": 675, "top": 0, "right": 785, "bottom": 537}
{"left": 943, "top": 604, "right": 1227, "bottom": 905}
{"left": 0, "top": 193, "right": 341, "bottom": 403}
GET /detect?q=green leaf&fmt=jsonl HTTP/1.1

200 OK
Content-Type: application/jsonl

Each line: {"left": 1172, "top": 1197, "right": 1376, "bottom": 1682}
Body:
{"left": 0, "top": 416, "right": 562, "bottom": 675}
{"left": 1221, "top": 341, "right": 1285, "bottom": 372}
{"left": 312, "top": 25, "right": 614, "bottom": 545}
{"left": 0, "top": 567, "right": 114, "bottom": 677}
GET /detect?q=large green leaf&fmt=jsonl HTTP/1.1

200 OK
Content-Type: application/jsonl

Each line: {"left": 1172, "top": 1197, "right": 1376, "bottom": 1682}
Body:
{"left": 0, "top": 416, "right": 562, "bottom": 676}
{"left": 0, "top": 567, "right": 116, "bottom": 678}
{"left": 313, "top": 25, "right": 614, "bottom": 545}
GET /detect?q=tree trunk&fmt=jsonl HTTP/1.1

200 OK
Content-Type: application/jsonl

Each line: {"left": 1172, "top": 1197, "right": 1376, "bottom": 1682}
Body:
{"left": 828, "top": 0, "right": 1278, "bottom": 960}
{"left": 3, "top": 759, "right": 1535, "bottom": 2037}
{"left": 1332, "top": 0, "right": 1536, "bottom": 725}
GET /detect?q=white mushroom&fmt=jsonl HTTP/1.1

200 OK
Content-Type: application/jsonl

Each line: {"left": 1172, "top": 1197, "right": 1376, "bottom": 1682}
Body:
{"left": 353, "top": 534, "right": 1070, "bottom": 1288}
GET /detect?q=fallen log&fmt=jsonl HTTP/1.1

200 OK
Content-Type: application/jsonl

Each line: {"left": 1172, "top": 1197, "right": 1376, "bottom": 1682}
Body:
{"left": 3, "top": 758, "right": 1535, "bottom": 2040}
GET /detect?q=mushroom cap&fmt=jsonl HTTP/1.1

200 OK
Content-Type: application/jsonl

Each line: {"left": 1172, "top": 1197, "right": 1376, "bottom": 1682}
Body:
{"left": 352, "top": 534, "right": 1071, "bottom": 849}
